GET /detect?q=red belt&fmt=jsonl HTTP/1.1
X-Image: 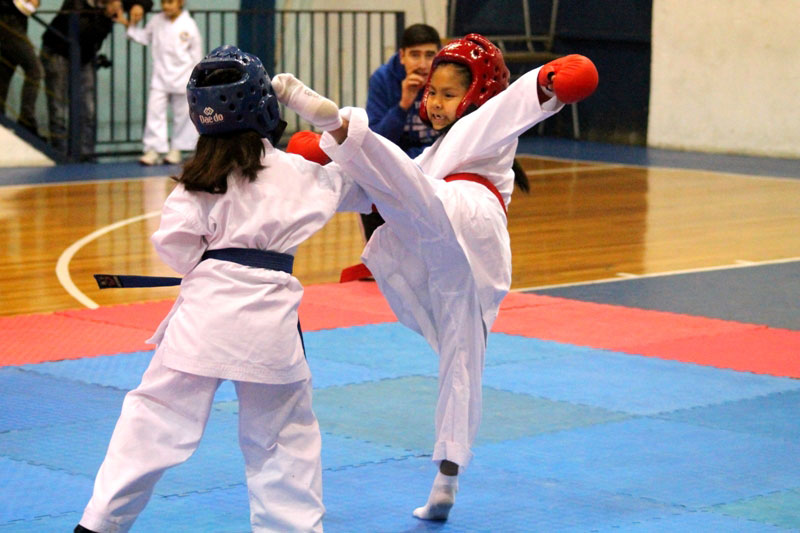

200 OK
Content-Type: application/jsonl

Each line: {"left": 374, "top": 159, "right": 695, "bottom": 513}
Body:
{"left": 444, "top": 173, "right": 507, "bottom": 215}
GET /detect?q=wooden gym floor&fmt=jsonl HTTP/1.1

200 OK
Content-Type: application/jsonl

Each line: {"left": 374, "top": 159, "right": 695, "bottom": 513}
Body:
{"left": 0, "top": 137, "right": 798, "bottom": 318}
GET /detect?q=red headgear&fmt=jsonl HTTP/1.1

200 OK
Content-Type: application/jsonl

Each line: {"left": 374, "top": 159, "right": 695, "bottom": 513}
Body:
{"left": 419, "top": 34, "right": 510, "bottom": 124}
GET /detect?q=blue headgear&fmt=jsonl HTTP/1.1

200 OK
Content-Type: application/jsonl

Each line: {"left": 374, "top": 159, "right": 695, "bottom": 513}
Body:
{"left": 187, "top": 45, "right": 285, "bottom": 143}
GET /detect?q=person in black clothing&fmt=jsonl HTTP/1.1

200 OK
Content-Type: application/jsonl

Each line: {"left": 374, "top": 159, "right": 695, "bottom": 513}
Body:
{"left": 39, "top": 0, "right": 151, "bottom": 159}
{"left": 0, "top": 0, "right": 44, "bottom": 134}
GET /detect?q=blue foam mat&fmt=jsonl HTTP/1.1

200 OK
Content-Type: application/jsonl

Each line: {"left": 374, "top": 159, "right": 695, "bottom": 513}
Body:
{"left": 592, "top": 511, "right": 787, "bottom": 533}
{"left": 483, "top": 344, "right": 800, "bottom": 415}
{"left": 307, "top": 323, "right": 438, "bottom": 375}
{"left": 2, "top": 324, "right": 799, "bottom": 532}
{"left": 21, "top": 351, "right": 238, "bottom": 401}
{"left": 0, "top": 457, "right": 92, "bottom": 522}
{"left": 660, "top": 389, "right": 800, "bottom": 442}
{"left": 475, "top": 417, "right": 800, "bottom": 508}
{"left": 0, "top": 367, "right": 126, "bottom": 432}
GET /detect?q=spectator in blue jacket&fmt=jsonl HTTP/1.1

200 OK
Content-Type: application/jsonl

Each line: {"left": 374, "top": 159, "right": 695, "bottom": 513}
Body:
{"left": 361, "top": 23, "right": 441, "bottom": 241}
{"left": 366, "top": 23, "right": 441, "bottom": 158}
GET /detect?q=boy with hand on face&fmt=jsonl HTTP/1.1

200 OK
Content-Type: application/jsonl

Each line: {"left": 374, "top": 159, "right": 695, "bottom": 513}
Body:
{"left": 366, "top": 23, "right": 441, "bottom": 158}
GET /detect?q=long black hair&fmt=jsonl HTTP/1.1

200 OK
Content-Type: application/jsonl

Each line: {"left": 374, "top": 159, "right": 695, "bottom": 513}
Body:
{"left": 174, "top": 68, "right": 266, "bottom": 194}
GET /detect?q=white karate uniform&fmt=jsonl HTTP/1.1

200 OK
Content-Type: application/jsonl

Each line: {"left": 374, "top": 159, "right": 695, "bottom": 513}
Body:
{"left": 320, "top": 68, "right": 563, "bottom": 468}
{"left": 127, "top": 10, "right": 203, "bottom": 153}
{"left": 79, "top": 140, "right": 371, "bottom": 533}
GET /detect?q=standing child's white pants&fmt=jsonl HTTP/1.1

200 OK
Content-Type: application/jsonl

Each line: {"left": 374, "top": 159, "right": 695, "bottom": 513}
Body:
{"left": 79, "top": 351, "right": 324, "bottom": 533}
{"left": 142, "top": 88, "right": 199, "bottom": 154}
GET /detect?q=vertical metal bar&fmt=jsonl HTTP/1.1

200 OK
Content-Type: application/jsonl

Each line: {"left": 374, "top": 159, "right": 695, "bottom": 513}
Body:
{"left": 310, "top": 12, "right": 315, "bottom": 92}
{"left": 396, "top": 11, "right": 405, "bottom": 50}
{"left": 222, "top": 11, "right": 226, "bottom": 45}
{"left": 295, "top": 11, "right": 301, "bottom": 75}
{"left": 142, "top": 16, "right": 147, "bottom": 144}
{"left": 571, "top": 103, "right": 580, "bottom": 139}
{"left": 548, "top": 0, "right": 559, "bottom": 50}
{"left": 324, "top": 12, "right": 329, "bottom": 98}
{"left": 109, "top": 33, "right": 115, "bottom": 142}
{"left": 351, "top": 13, "right": 356, "bottom": 107}
{"left": 280, "top": 11, "right": 285, "bottom": 71}
{"left": 380, "top": 12, "right": 384, "bottom": 61}
{"left": 447, "top": 1, "right": 456, "bottom": 36}
{"left": 205, "top": 12, "right": 211, "bottom": 53}
{"left": 294, "top": 13, "right": 300, "bottom": 130}
{"left": 126, "top": 37, "right": 131, "bottom": 142}
{"left": 366, "top": 13, "right": 371, "bottom": 102}
{"left": 252, "top": 10, "right": 257, "bottom": 60}
{"left": 338, "top": 12, "right": 342, "bottom": 106}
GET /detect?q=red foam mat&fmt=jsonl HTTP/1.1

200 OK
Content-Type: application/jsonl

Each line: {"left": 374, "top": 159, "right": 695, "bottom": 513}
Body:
{"left": 0, "top": 283, "right": 396, "bottom": 366}
{"left": 0, "top": 312, "right": 155, "bottom": 366}
{"left": 300, "top": 282, "right": 396, "bottom": 330}
{"left": 493, "top": 293, "right": 746, "bottom": 347}
{"left": 60, "top": 300, "right": 177, "bottom": 331}
{"left": 2, "top": 285, "right": 798, "bottom": 378}
{"left": 493, "top": 292, "right": 800, "bottom": 378}
{"left": 622, "top": 327, "right": 800, "bottom": 378}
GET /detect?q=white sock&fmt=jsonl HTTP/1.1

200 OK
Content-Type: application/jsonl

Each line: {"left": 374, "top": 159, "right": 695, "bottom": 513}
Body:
{"left": 412, "top": 471, "right": 458, "bottom": 521}
{"left": 271, "top": 73, "right": 342, "bottom": 131}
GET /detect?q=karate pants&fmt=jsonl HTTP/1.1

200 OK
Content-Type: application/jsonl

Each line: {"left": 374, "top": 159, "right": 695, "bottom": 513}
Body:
{"left": 142, "top": 87, "right": 198, "bottom": 154}
{"left": 326, "top": 110, "right": 491, "bottom": 468}
{"left": 79, "top": 351, "right": 324, "bottom": 533}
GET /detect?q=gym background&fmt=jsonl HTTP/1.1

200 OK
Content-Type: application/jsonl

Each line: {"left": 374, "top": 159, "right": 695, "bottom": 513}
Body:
{"left": 1, "top": 0, "right": 798, "bottom": 165}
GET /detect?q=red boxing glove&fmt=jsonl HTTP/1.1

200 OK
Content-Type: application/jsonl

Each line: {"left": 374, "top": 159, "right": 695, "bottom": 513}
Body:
{"left": 537, "top": 54, "right": 598, "bottom": 104}
{"left": 286, "top": 131, "right": 330, "bottom": 165}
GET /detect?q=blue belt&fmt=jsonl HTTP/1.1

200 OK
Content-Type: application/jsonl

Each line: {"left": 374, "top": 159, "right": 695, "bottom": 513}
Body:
{"left": 93, "top": 247, "right": 305, "bottom": 355}
{"left": 93, "top": 248, "right": 294, "bottom": 289}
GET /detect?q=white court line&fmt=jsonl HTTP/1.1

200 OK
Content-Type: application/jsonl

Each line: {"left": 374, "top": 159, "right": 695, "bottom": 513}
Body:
{"left": 0, "top": 175, "right": 167, "bottom": 190}
{"left": 524, "top": 164, "right": 625, "bottom": 176}
{"left": 513, "top": 256, "right": 800, "bottom": 292}
{"left": 56, "top": 210, "right": 161, "bottom": 309}
{"left": 518, "top": 152, "right": 800, "bottom": 182}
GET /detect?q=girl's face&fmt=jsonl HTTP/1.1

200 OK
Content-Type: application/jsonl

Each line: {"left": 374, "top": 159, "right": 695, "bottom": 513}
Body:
{"left": 424, "top": 63, "right": 469, "bottom": 130}
{"left": 161, "top": 0, "right": 183, "bottom": 20}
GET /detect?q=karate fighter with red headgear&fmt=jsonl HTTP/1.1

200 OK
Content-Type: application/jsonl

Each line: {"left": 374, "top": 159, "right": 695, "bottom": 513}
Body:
{"left": 273, "top": 34, "right": 598, "bottom": 521}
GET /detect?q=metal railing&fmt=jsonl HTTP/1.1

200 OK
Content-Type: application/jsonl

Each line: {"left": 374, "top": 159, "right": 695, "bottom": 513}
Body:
{"left": 6, "top": 8, "right": 404, "bottom": 161}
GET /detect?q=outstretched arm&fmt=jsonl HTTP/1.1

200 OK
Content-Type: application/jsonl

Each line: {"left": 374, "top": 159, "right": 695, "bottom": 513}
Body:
{"left": 423, "top": 55, "right": 598, "bottom": 178}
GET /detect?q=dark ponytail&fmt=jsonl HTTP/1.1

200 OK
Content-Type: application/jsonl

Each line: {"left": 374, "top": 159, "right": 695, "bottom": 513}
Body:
{"left": 175, "top": 132, "right": 265, "bottom": 194}
{"left": 512, "top": 158, "right": 530, "bottom": 193}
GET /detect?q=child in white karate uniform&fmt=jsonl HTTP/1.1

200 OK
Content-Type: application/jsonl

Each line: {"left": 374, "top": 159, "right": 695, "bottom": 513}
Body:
{"left": 74, "top": 45, "right": 370, "bottom": 533}
{"left": 273, "top": 34, "right": 598, "bottom": 521}
{"left": 125, "top": 0, "right": 202, "bottom": 165}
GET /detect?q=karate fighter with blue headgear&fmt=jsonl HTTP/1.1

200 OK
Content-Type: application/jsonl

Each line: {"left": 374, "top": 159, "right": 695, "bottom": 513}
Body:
{"left": 75, "top": 45, "right": 371, "bottom": 533}
{"left": 273, "top": 35, "right": 598, "bottom": 521}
